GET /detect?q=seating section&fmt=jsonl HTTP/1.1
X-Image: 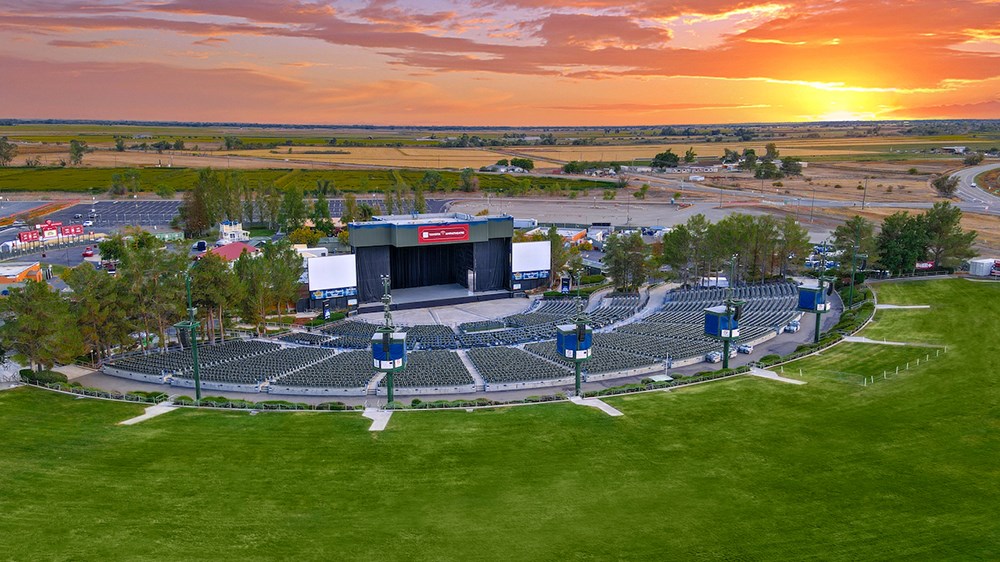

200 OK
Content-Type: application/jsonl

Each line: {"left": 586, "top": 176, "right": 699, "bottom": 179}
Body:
{"left": 402, "top": 324, "right": 459, "bottom": 350}
{"left": 107, "top": 340, "right": 280, "bottom": 377}
{"left": 276, "top": 332, "right": 332, "bottom": 346}
{"left": 468, "top": 347, "right": 571, "bottom": 383}
{"left": 458, "top": 320, "right": 506, "bottom": 333}
{"left": 378, "top": 350, "right": 473, "bottom": 387}
{"left": 271, "top": 350, "right": 374, "bottom": 388}
{"left": 321, "top": 321, "right": 379, "bottom": 348}
{"left": 524, "top": 341, "right": 658, "bottom": 374}
{"left": 186, "top": 347, "right": 335, "bottom": 385}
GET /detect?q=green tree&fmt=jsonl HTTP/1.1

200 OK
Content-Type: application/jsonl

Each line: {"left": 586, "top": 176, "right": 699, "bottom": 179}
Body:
{"left": 780, "top": 156, "right": 802, "bottom": 176}
{"left": 342, "top": 193, "right": 358, "bottom": 224}
{"left": 118, "top": 243, "right": 186, "bottom": 350}
{"left": 263, "top": 240, "right": 304, "bottom": 317}
{"left": 420, "top": 170, "right": 443, "bottom": 191}
{"left": 0, "top": 281, "right": 83, "bottom": 371}
{"left": 114, "top": 137, "right": 126, "bottom": 152}
{"left": 279, "top": 185, "right": 307, "bottom": 231}
{"left": 684, "top": 147, "right": 697, "bottom": 163}
{"left": 832, "top": 215, "right": 878, "bottom": 264}
{"left": 923, "top": 202, "right": 977, "bottom": 268}
{"left": 313, "top": 192, "right": 333, "bottom": 233}
{"left": 633, "top": 184, "right": 650, "bottom": 199}
{"left": 288, "top": 227, "right": 322, "bottom": 246}
{"left": 413, "top": 185, "right": 427, "bottom": 214}
{"left": 178, "top": 168, "right": 217, "bottom": 236}
{"left": 777, "top": 214, "right": 811, "bottom": 276}
{"left": 191, "top": 251, "right": 240, "bottom": 343}
{"left": 460, "top": 168, "right": 479, "bottom": 192}
{"left": 172, "top": 139, "right": 185, "bottom": 151}
{"left": 64, "top": 263, "right": 134, "bottom": 359}
{"left": 721, "top": 148, "right": 740, "bottom": 164}
{"left": 755, "top": 161, "right": 783, "bottom": 179}
{"left": 97, "top": 234, "right": 128, "bottom": 262}
{"left": 510, "top": 157, "right": 534, "bottom": 170}
{"left": 69, "top": 139, "right": 89, "bottom": 166}
{"left": 739, "top": 149, "right": 758, "bottom": 171}
{"left": 651, "top": 149, "right": 680, "bottom": 168}
{"left": 496, "top": 159, "right": 509, "bottom": 166}
{"left": 963, "top": 152, "right": 984, "bottom": 166}
{"left": 764, "top": 142, "right": 780, "bottom": 161}
{"left": 877, "top": 212, "right": 928, "bottom": 274}
{"left": 547, "top": 226, "right": 569, "bottom": 281}
{"left": 261, "top": 181, "right": 282, "bottom": 229}
{"left": 0, "top": 136, "right": 18, "bottom": 167}
{"left": 932, "top": 175, "right": 959, "bottom": 197}
{"left": 604, "top": 232, "right": 648, "bottom": 290}
{"left": 382, "top": 185, "right": 395, "bottom": 215}
{"left": 358, "top": 203, "right": 376, "bottom": 221}
{"left": 234, "top": 251, "right": 270, "bottom": 334}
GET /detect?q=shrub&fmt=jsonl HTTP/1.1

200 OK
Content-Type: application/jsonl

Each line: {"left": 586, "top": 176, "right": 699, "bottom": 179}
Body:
{"left": 759, "top": 354, "right": 781, "bottom": 364}
{"left": 20, "top": 369, "right": 68, "bottom": 384}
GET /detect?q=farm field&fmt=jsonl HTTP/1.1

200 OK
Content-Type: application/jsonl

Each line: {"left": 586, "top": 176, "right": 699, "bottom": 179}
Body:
{"left": 222, "top": 146, "right": 503, "bottom": 169}
{"left": 0, "top": 167, "right": 609, "bottom": 194}
{"left": 1, "top": 278, "right": 997, "bottom": 560}
{"left": 502, "top": 136, "right": 1000, "bottom": 164}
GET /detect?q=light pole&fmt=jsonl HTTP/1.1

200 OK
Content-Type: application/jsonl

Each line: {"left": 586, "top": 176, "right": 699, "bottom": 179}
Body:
{"left": 557, "top": 298, "right": 592, "bottom": 397}
{"left": 173, "top": 266, "right": 202, "bottom": 402}
{"left": 372, "top": 275, "right": 405, "bottom": 406}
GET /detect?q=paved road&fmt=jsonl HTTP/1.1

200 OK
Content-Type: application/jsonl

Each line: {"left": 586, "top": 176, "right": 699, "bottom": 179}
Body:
{"left": 950, "top": 162, "right": 1000, "bottom": 212}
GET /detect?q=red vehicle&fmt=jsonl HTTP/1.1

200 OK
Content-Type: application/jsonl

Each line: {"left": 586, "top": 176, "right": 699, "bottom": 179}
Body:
{"left": 82, "top": 247, "right": 95, "bottom": 258}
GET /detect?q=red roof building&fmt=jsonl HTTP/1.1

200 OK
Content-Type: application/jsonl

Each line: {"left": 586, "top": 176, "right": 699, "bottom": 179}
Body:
{"left": 207, "top": 241, "right": 260, "bottom": 262}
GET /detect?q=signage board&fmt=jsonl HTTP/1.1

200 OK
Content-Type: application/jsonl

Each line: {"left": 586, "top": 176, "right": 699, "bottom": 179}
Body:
{"left": 513, "top": 270, "right": 549, "bottom": 281}
{"left": 18, "top": 230, "right": 39, "bottom": 243}
{"left": 311, "top": 287, "right": 358, "bottom": 300}
{"left": 61, "top": 225, "right": 84, "bottom": 236}
{"left": 417, "top": 224, "right": 469, "bottom": 244}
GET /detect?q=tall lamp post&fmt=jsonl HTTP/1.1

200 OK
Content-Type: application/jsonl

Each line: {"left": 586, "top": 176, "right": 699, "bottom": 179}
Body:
{"left": 798, "top": 242, "right": 834, "bottom": 344}
{"left": 173, "top": 266, "right": 202, "bottom": 402}
{"left": 371, "top": 275, "right": 406, "bottom": 406}
{"left": 704, "top": 255, "right": 746, "bottom": 370}
{"left": 557, "top": 298, "right": 592, "bottom": 397}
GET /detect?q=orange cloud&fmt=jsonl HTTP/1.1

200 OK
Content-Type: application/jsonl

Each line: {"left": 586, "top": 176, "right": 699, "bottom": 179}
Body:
{"left": 48, "top": 39, "right": 126, "bottom": 48}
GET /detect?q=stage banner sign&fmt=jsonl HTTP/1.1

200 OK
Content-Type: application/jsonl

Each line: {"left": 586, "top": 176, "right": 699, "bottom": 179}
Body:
{"left": 18, "top": 230, "right": 40, "bottom": 243}
{"left": 311, "top": 287, "right": 358, "bottom": 300}
{"left": 418, "top": 224, "right": 469, "bottom": 244}
{"left": 61, "top": 225, "right": 84, "bottom": 236}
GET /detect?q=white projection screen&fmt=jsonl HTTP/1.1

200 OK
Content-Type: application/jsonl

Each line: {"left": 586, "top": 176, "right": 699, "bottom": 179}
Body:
{"left": 308, "top": 254, "right": 358, "bottom": 291}
{"left": 512, "top": 241, "right": 551, "bottom": 273}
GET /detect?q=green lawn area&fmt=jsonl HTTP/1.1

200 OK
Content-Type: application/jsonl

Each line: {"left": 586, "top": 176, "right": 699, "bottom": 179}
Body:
{"left": 1, "top": 278, "right": 997, "bottom": 560}
{"left": 781, "top": 343, "right": 942, "bottom": 384}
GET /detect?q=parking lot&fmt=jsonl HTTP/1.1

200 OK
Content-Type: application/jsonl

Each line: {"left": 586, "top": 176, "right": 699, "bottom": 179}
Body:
{"left": 0, "top": 201, "right": 49, "bottom": 220}
{"left": 40, "top": 200, "right": 183, "bottom": 228}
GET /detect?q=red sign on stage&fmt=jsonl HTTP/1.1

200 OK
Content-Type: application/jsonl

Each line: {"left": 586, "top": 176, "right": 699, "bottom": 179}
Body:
{"left": 34, "top": 220, "right": 63, "bottom": 230}
{"left": 417, "top": 224, "right": 469, "bottom": 244}
{"left": 18, "top": 230, "right": 40, "bottom": 243}
{"left": 62, "top": 225, "right": 84, "bottom": 236}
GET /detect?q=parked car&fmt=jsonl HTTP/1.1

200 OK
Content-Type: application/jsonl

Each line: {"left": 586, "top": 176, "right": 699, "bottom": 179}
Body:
{"left": 705, "top": 351, "right": 723, "bottom": 363}
{"left": 728, "top": 347, "right": 738, "bottom": 359}
{"left": 73, "top": 213, "right": 83, "bottom": 219}
{"left": 81, "top": 247, "right": 95, "bottom": 258}
{"left": 82, "top": 220, "right": 94, "bottom": 227}
{"left": 191, "top": 240, "right": 207, "bottom": 252}
{"left": 784, "top": 321, "right": 801, "bottom": 333}
{"left": 737, "top": 344, "right": 754, "bottom": 354}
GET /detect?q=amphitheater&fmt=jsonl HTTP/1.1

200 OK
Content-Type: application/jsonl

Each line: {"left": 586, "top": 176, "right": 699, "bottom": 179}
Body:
{"left": 102, "top": 283, "right": 804, "bottom": 397}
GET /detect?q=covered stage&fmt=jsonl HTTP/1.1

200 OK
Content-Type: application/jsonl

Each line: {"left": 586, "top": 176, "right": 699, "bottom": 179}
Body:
{"left": 355, "top": 283, "right": 511, "bottom": 313}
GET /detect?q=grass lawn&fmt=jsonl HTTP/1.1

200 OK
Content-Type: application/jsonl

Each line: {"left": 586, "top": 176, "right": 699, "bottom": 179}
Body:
{"left": 781, "top": 343, "right": 941, "bottom": 384}
{"left": 1, "top": 278, "right": 997, "bottom": 560}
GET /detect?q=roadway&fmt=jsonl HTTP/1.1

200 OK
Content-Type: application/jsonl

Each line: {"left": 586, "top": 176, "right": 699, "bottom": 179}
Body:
{"left": 949, "top": 162, "right": 1000, "bottom": 212}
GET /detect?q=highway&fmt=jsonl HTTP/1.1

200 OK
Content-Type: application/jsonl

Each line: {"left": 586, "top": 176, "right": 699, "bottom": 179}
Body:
{"left": 950, "top": 162, "right": 1000, "bottom": 212}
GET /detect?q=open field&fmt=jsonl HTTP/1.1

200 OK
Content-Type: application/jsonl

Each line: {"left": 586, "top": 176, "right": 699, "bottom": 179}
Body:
{"left": 0, "top": 167, "right": 608, "bottom": 195}
{"left": 782, "top": 343, "right": 941, "bottom": 384}
{"left": 822, "top": 206, "right": 1000, "bottom": 251}
{"left": 221, "top": 146, "right": 504, "bottom": 169}
{"left": 1, "top": 278, "right": 997, "bottom": 560}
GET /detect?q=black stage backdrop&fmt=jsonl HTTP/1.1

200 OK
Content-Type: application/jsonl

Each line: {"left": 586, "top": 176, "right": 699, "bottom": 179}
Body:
{"left": 356, "top": 238, "right": 511, "bottom": 302}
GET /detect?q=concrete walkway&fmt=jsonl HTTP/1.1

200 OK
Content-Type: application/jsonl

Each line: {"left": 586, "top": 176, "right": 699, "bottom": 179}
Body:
{"left": 362, "top": 408, "right": 392, "bottom": 431}
{"left": 749, "top": 367, "right": 806, "bottom": 385}
{"left": 875, "top": 304, "right": 930, "bottom": 310}
{"left": 842, "top": 336, "right": 946, "bottom": 348}
{"left": 118, "top": 402, "right": 179, "bottom": 425}
{"left": 569, "top": 396, "right": 624, "bottom": 416}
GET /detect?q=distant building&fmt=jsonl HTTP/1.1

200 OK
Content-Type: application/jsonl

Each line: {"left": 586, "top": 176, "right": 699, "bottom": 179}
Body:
{"left": 941, "top": 146, "right": 967, "bottom": 154}
{"left": 0, "top": 262, "right": 43, "bottom": 285}
{"left": 218, "top": 220, "right": 250, "bottom": 244}
{"left": 207, "top": 241, "right": 259, "bottom": 263}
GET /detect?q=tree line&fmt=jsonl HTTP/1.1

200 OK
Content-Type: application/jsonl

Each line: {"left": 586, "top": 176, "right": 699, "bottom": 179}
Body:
{"left": 0, "top": 231, "right": 304, "bottom": 371}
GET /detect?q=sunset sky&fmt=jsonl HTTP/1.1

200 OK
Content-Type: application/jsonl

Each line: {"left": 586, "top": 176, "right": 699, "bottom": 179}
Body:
{"left": 1, "top": 0, "right": 999, "bottom": 126}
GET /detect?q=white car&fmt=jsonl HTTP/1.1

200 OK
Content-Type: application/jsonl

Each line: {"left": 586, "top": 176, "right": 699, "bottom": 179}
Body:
{"left": 737, "top": 344, "right": 754, "bottom": 354}
{"left": 82, "top": 220, "right": 94, "bottom": 227}
{"left": 705, "top": 351, "right": 723, "bottom": 363}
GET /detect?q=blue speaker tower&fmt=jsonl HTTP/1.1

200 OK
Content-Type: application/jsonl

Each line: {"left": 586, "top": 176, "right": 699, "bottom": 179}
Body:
{"left": 798, "top": 243, "right": 835, "bottom": 344}
{"left": 703, "top": 255, "right": 746, "bottom": 369}
{"left": 556, "top": 298, "right": 592, "bottom": 397}
{"left": 371, "top": 275, "right": 406, "bottom": 405}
